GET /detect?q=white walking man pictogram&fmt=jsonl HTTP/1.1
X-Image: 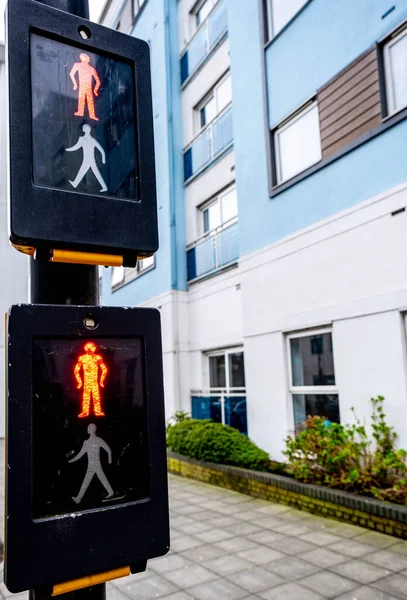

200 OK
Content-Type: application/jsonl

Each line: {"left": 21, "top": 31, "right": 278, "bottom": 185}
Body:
{"left": 66, "top": 124, "right": 108, "bottom": 193}
{"left": 69, "top": 423, "right": 114, "bottom": 505}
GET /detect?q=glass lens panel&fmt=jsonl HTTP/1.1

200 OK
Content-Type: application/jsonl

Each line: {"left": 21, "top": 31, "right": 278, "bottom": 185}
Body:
{"left": 225, "top": 396, "right": 247, "bottom": 434}
{"left": 32, "top": 337, "right": 149, "bottom": 518}
{"left": 290, "top": 333, "right": 335, "bottom": 386}
{"left": 389, "top": 33, "right": 407, "bottom": 112}
{"left": 217, "top": 76, "right": 232, "bottom": 113}
{"left": 271, "top": 0, "right": 308, "bottom": 35}
{"left": 31, "top": 34, "right": 138, "bottom": 200}
{"left": 277, "top": 104, "right": 321, "bottom": 183}
{"left": 228, "top": 352, "right": 245, "bottom": 388}
{"left": 209, "top": 355, "right": 226, "bottom": 388}
{"left": 293, "top": 394, "right": 340, "bottom": 429}
{"left": 221, "top": 188, "right": 238, "bottom": 224}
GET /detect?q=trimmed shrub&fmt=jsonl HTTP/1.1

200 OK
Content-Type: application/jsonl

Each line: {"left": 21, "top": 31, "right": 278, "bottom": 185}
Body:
{"left": 167, "top": 419, "right": 269, "bottom": 471}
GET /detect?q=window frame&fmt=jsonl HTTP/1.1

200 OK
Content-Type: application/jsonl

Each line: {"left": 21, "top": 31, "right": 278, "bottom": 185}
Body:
{"left": 286, "top": 328, "right": 339, "bottom": 428}
{"left": 274, "top": 100, "right": 322, "bottom": 185}
{"left": 195, "top": 71, "right": 232, "bottom": 134}
{"left": 199, "top": 183, "right": 238, "bottom": 237}
{"left": 206, "top": 347, "right": 246, "bottom": 393}
{"left": 133, "top": 0, "right": 147, "bottom": 21}
{"left": 265, "top": 0, "right": 310, "bottom": 42}
{"left": 383, "top": 25, "right": 407, "bottom": 117}
{"left": 111, "top": 255, "right": 156, "bottom": 291}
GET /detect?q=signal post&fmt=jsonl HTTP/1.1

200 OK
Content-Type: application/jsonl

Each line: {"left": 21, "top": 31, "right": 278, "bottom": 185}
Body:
{"left": 4, "top": 0, "right": 170, "bottom": 598}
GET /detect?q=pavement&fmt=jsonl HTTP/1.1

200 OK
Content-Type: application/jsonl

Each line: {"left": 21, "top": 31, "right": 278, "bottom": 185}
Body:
{"left": 3, "top": 472, "right": 407, "bottom": 599}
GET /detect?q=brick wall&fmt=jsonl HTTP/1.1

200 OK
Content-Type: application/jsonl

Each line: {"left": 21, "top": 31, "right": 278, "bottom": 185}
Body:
{"left": 168, "top": 452, "right": 407, "bottom": 540}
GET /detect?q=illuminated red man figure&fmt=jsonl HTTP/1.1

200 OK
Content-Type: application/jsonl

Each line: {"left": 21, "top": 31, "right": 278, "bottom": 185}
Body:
{"left": 74, "top": 342, "right": 108, "bottom": 418}
{"left": 70, "top": 53, "right": 101, "bottom": 121}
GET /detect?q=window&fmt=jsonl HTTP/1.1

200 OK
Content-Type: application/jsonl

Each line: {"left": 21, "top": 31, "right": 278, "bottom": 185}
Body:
{"left": 266, "top": 0, "right": 308, "bottom": 40}
{"left": 384, "top": 27, "right": 407, "bottom": 115}
{"left": 195, "top": 0, "right": 213, "bottom": 27}
{"left": 191, "top": 348, "right": 247, "bottom": 434}
{"left": 274, "top": 102, "right": 321, "bottom": 184}
{"left": 111, "top": 256, "right": 155, "bottom": 290}
{"left": 111, "top": 266, "right": 125, "bottom": 288}
{"left": 287, "top": 329, "right": 339, "bottom": 432}
{"left": 133, "top": 0, "right": 146, "bottom": 19}
{"left": 196, "top": 73, "right": 232, "bottom": 131}
{"left": 202, "top": 185, "right": 237, "bottom": 234}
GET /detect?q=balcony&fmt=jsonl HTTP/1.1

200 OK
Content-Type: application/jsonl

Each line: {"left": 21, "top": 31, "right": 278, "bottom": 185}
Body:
{"left": 187, "top": 219, "right": 239, "bottom": 282}
{"left": 183, "top": 105, "right": 233, "bottom": 182}
{"left": 191, "top": 391, "right": 247, "bottom": 435}
{"left": 180, "top": 0, "right": 228, "bottom": 85}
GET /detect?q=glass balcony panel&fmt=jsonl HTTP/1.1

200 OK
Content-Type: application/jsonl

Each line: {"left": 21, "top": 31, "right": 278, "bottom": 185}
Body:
{"left": 224, "top": 396, "right": 247, "bottom": 435}
{"left": 212, "top": 107, "right": 233, "bottom": 156}
{"left": 191, "top": 130, "right": 211, "bottom": 174}
{"left": 191, "top": 396, "right": 222, "bottom": 422}
{"left": 187, "top": 27, "right": 207, "bottom": 76}
{"left": 217, "top": 221, "right": 239, "bottom": 267}
{"left": 208, "top": 1, "right": 227, "bottom": 49}
{"left": 195, "top": 235, "right": 216, "bottom": 277}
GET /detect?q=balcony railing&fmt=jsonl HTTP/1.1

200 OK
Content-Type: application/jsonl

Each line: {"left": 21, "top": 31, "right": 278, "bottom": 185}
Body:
{"left": 191, "top": 391, "right": 247, "bottom": 435}
{"left": 180, "top": 0, "right": 227, "bottom": 85}
{"left": 187, "top": 219, "right": 239, "bottom": 281}
{"left": 183, "top": 105, "right": 233, "bottom": 181}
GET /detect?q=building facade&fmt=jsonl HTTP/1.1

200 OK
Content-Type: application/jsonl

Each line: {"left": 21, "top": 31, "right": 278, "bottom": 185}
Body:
{"left": 99, "top": 0, "right": 407, "bottom": 460}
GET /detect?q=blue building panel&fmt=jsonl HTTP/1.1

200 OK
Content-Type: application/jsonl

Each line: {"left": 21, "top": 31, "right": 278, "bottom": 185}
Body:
{"left": 266, "top": 0, "right": 407, "bottom": 127}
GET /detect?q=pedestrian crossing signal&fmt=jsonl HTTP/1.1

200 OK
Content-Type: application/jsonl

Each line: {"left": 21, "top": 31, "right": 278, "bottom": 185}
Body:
{"left": 7, "top": 0, "right": 158, "bottom": 265}
{"left": 5, "top": 305, "right": 169, "bottom": 593}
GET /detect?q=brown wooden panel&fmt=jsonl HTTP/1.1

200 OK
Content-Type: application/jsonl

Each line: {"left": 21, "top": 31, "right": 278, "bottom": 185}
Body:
{"left": 322, "top": 115, "right": 381, "bottom": 158}
{"left": 321, "top": 96, "right": 381, "bottom": 141}
{"left": 320, "top": 85, "right": 380, "bottom": 132}
{"left": 322, "top": 106, "right": 381, "bottom": 148}
{"left": 318, "top": 49, "right": 377, "bottom": 103}
{"left": 319, "top": 70, "right": 379, "bottom": 119}
{"left": 318, "top": 46, "right": 382, "bottom": 158}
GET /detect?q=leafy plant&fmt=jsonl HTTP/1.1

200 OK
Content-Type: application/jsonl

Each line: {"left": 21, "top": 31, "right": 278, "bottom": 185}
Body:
{"left": 284, "top": 396, "right": 407, "bottom": 504}
{"left": 167, "top": 418, "right": 269, "bottom": 471}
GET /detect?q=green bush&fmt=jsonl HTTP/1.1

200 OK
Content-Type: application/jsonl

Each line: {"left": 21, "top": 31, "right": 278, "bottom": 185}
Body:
{"left": 284, "top": 396, "right": 407, "bottom": 504}
{"left": 167, "top": 418, "right": 269, "bottom": 471}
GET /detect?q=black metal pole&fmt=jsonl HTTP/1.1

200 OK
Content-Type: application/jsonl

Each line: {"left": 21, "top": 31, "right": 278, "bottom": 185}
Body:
{"left": 29, "top": 3, "right": 103, "bottom": 600}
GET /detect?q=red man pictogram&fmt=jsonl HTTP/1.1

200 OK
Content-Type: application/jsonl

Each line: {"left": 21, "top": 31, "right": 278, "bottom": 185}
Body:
{"left": 74, "top": 342, "right": 108, "bottom": 418}
{"left": 70, "top": 53, "right": 101, "bottom": 121}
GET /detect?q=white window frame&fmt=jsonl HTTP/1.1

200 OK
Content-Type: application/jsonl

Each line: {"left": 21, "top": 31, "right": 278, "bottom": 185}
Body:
{"left": 266, "top": 0, "right": 308, "bottom": 40}
{"left": 274, "top": 101, "right": 322, "bottom": 184}
{"left": 133, "top": 0, "right": 146, "bottom": 19}
{"left": 191, "top": 0, "right": 218, "bottom": 35}
{"left": 206, "top": 347, "right": 246, "bottom": 394}
{"left": 200, "top": 183, "right": 238, "bottom": 237}
{"left": 111, "top": 256, "right": 156, "bottom": 290}
{"left": 384, "top": 26, "right": 407, "bottom": 116}
{"left": 286, "top": 328, "right": 339, "bottom": 428}
{"left": 195, "top": 71, "right": 232, "bottom": 134}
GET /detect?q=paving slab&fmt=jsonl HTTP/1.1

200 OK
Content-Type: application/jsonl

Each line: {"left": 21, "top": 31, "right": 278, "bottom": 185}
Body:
{"left": 2, "top": 468, "right": 407, "bottom": 600}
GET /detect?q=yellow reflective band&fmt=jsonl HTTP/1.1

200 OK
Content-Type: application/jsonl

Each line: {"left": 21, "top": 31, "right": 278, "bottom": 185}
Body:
{"left": 11, "top": 243, "right": 35, "bottom": 256}
{"left": 52, "top": 250, "right": 123, "bottom": 267}
{"left": 51, "top": 566, "right": 130, "bottom": 596}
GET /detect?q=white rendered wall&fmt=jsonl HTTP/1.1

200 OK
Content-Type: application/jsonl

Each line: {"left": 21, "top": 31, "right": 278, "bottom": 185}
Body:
{"left": 240, "top": 181, "right": 407, "bottom": 460}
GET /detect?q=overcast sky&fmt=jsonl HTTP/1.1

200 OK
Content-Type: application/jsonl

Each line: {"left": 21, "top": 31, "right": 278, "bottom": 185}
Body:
{"left": 0, "top": 0, "right": 104, "bottom": 42}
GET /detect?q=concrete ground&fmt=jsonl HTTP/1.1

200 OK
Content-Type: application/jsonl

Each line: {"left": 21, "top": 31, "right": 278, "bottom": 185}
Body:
{"left": 3, "top": 473, "right": 407, "bottom": 599}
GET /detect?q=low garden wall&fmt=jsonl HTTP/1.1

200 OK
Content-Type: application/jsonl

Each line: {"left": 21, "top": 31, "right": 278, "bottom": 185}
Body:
{"left": 168, "top": 451, "right": 407, "bottom": 540}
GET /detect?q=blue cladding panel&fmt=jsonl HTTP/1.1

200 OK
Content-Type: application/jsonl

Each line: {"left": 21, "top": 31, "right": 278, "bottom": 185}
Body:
{"left": 266, "top": 0, "right": 407, "bottom": 126}
{"left": 180, "top": 52, "right": 188, "bottom": 84}
{"left": 228, "top": 0, "right": 407, "bottom": 259}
